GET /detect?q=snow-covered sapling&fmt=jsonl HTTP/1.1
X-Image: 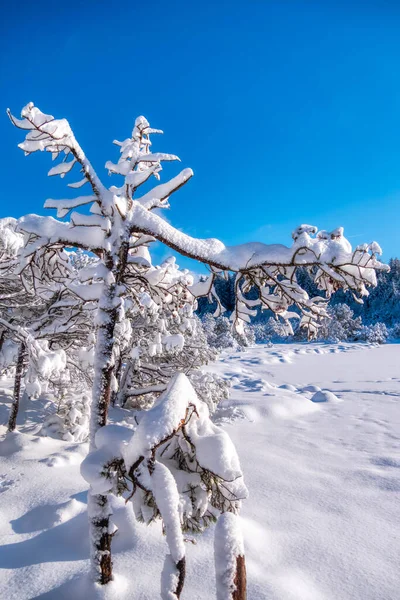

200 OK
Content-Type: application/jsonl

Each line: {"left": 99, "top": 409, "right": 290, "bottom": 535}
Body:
{"left": 8, "top": 103, "right": 196, "bottom": 584}
{"left": 81, "top": 373, "right": 247, "bottom": 599}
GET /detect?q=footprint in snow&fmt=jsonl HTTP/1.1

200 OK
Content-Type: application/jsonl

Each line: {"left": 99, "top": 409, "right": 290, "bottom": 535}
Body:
{"left": 242, "top": 358, "right": 262, "bottom": 365}
{"left": 370, "top": 456, "right": 400, "bottom": 469}
{"left": 352, "top": 470, "right": 400, "bottom": 492}
{"left": 0, "top": 476, "right": 14, "bottom": 494}
{"left": 40, "top": 452, "right": 81, "bottom": 467}
{"left": 234, "top": 377, "right": 269, "bottom": 392}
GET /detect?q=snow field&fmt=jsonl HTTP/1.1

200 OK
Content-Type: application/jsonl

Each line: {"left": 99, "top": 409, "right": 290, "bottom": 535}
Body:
{"left": 0, "top": 342, "right": 399, "bottom": 599}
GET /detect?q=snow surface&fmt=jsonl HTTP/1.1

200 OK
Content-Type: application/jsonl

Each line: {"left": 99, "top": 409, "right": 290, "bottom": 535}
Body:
{"left": 0, "top": 343, "right": 400, "bottom": 599}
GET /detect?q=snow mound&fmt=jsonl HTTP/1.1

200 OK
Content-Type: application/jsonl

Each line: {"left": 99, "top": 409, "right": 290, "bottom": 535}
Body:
{"left": 310, "top": 390, "right": 341, "bottom": 403}
{"left": 279, "top": 384, "right": 297, "bottom": 392}
{"left": 262, "top": 393, "right": 320, "bottom": 419}
{"left": 302, "top": 385, "right": 321, "bottom": 393}
{"left": 0, "top": 431, "right": 28, "bottom": 456}
{"left": 40, "top": 451, "right": 83, "bottom": 468}
{"left": 11, "top": 498, "right": 85, "bottom": 533}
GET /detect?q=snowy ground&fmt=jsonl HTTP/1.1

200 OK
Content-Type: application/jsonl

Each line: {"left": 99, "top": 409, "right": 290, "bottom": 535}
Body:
{"left": 0, "top": 342, "right": 399, "bottom": 599}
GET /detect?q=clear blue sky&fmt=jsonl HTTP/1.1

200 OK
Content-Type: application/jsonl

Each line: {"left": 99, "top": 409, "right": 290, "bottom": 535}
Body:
{"left": 1, "top": 0, "right": 399, "bottom": 271}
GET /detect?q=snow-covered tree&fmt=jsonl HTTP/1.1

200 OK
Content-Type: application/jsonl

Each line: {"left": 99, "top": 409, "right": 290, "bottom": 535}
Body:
{"left": 7, "top": 103, "right": 201, "bottom": 586}
{"left": 317, "top": 303, "right": 363, "bottom": 342}
{"left": 0, "top": 218, "right": 93, "bottom": 431}
{"left": 81, "top": 373, "right": 247, "bottom": 599}
{"left": 8, "top": 102, "right": 388, "bottom": 595}
{"left": 313, "top": 304, "right": 388, "bottom": 344}
{"left": 356, "top": 322, "right": 389, "bottom": 344}
{"left": 202, "top": 313, "right": 254, "bottom": 351}
{"left": 41, "top": 390, "right": 91, "bottom": 442}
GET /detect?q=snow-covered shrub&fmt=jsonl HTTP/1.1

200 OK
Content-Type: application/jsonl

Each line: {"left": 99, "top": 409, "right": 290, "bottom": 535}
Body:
{"left": 81, "top": 373, "right": 247, "bottom": 599}
{"left": 202, "top": 314, "right": 239, "bottom": 351}
{"left": 250, "top": 317, "right": 292, "bottom": 344}
{"left": 0, "top": 215, "right": 95, "bottom": 429}
{"left": 202, "top": 314, "right": 254, "bottom": 350}
{"left": 312, "top": 304, "right": 388, "bottom": 344}
{"left": 355, "top": 322, "right": 389, "bottom": 344}
{"left": 117, "top": 276, "right": 227, "bottom": 412}
{"left": 235, "top": 324, "right": 255, "bottom": 348}
{"left": 23, "top": 338, "right": 67, "bottom": 399}
{"left": 188, "top": 370, "right": 230, "bottom": 414}
{"left": 317, "top": 303, "right": 363, "bottom": 342}
{"left": 388, "top": 322, "right": 400, "bottom": 339}
{"left": 41, "top": 392, "right": 90, "bottom": 442}
{"left": 61, "top": 392, "right": 91, "bottom": 443}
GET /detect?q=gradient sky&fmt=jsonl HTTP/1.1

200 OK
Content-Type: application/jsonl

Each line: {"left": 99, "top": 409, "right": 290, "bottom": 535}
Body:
{"left": 1, "top": 0, "right": 399, "bottom": 271}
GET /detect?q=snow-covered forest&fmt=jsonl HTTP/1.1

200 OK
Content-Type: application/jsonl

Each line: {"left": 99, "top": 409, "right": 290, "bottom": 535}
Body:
{"left": 0, "top": 102, "right": 398, "bottom": 600}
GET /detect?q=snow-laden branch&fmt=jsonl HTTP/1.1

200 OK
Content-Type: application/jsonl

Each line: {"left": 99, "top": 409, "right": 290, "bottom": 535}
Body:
{"left": 130, "top": 202, "right": 388, "bottom": 283}
{"left": 17, "top": 214, "right": 105, "bottom": 252}
{"left": 7, "top": 103, "right": 108, "bottom": 201}
{"left": 136, "top": 168, "right": 193, "bottom": 210}
{"left": 8, "top": 103, "right": 191, "bottom": 226}
{"left": 44, "top": 196, "right": 97, "bottom": 218}
{"left": 0, "top": 317, "right": 28, "bottom": 342}
{"left": 126, "top": 202, "right": 388, "bottom": 335}
{"left": 129, "top": 202, "right": 386, "bottom": 273}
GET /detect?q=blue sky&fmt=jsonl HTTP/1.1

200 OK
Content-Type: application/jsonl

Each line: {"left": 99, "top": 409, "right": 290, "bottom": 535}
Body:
{"left": 1, "top": 0, "right": 399, "bottom": 271}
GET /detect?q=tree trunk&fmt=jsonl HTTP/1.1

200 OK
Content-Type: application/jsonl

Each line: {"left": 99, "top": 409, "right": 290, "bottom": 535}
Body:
{"left": 8, "top": 342, "right": 26, "bottom": 432}
{"left": 111, "top": 355, "right": 122, "bottom": 406}
{"left": 88, "top": 298, "right": 117, "bottom": 584}
{"left": 0, "top": 330, "right": 5, "bottom": 353}
{"left": 118, "top": 362, "right": 131, "bottom": 407}
{"left": 232, "top": 555, "right": 247, "bottom": 600}
{"left": 88, "top": 491, "right": 113, "bottom": 584}
{"left": 214, "top": 512, "right": 247, "bottom": 600}
{"left": 89, "top": 317, "right": 116, "bottom": 448}
{"left": 87, "top": 241, "right": 129, "bottom": 584}
{"left": 89, "top": 243, "right": 129, "bottom": 447}
{"left": 175, "top": 557, "right": 186, "bottom": 598}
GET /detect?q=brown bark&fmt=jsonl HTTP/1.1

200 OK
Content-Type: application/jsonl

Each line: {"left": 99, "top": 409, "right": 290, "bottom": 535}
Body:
{"left": 90, "top": 493, "right": 113, "bottom": 584}
{"left": 232, "top": 555, "right": 247, "bottom": 600}
{"left": 88, "top": 242, "right": 130, "bottom": 585}
{"left": 175, "top": 557, "right": 186, "bottom": 598}
{"left": 8, "top": 342, "right": 26, "bottom": 432}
